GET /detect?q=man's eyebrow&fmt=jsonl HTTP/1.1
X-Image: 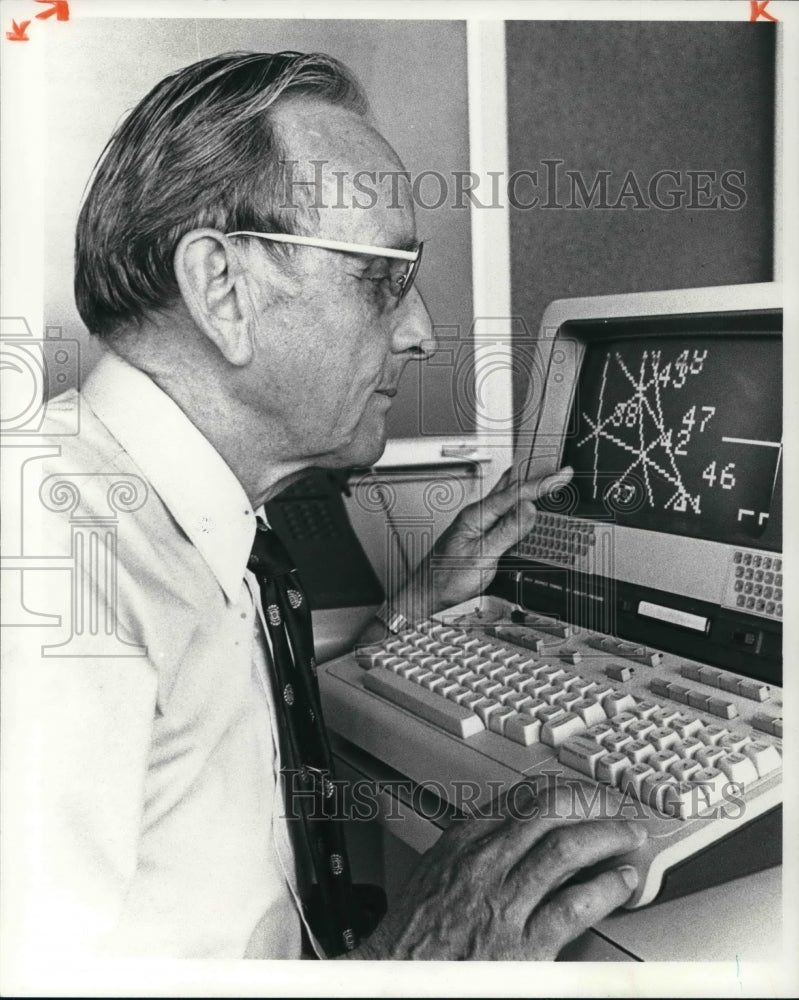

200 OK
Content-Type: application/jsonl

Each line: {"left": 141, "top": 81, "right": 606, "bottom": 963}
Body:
{"left": 394, "top": 237, "right": 421, "bottom": 253}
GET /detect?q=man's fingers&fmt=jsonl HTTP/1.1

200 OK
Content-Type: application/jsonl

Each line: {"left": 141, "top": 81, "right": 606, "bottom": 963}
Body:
{"left": 481, "top": 466, "right": 574, "bottom": 557}
{"left": 527, "top": 865, "right": 640, "bottom": 956}
{"left": 504, "top": 805, "right": 647, "bottom": 907}
{"left": 516, "top": 465, "right": 574, "bottom": 504}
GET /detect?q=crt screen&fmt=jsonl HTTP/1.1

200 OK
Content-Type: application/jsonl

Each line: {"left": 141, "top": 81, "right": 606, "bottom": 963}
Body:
{"left": 559, "top": 333, "right": 782, "bottom": 548}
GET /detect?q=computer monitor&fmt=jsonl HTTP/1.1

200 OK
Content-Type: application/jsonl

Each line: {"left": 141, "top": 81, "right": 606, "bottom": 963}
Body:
{"left": 498, "top": 283, "right": 782, "bottom": 684}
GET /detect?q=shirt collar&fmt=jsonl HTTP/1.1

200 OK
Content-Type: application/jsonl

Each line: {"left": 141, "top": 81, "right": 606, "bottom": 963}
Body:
{"left": 83, "top": 350, "right": 256, "bottom": 603}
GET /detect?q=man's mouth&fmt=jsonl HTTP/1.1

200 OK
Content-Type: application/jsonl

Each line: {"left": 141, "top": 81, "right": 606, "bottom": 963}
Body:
{"left": 375, "top": 387, "right": 397, "bottom": 398}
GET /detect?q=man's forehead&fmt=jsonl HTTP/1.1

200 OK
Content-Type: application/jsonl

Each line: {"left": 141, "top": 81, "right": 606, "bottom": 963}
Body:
{"left": 272, "top": 97, "right": 416, "bottom": 246}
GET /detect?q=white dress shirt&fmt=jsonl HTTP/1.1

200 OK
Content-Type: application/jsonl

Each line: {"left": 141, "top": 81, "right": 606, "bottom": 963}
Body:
{"left": 3, "top": 351, "right": 318, "bottom": 960}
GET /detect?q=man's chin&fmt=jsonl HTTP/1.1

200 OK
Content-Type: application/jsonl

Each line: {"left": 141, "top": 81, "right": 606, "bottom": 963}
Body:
{"left": 320, "top": 425, "right": 387, "bottom": 471}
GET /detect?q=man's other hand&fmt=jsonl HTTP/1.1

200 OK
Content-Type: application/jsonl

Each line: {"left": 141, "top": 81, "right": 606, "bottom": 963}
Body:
{"left": 394, "top": 464, "right": 574, "bottom": 622}
{"left": 347, "top": 782, "right": 646, "bottom": 960}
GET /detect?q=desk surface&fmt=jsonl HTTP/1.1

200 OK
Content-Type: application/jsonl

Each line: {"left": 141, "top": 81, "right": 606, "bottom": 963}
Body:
{"left": 567, "top": 866, "right": 781, "bottom": 962}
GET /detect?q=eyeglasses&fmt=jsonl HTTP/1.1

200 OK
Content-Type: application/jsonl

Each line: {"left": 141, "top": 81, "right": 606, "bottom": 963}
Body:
{"left": 225, "top": 231, "right": 423, "bottom": 302}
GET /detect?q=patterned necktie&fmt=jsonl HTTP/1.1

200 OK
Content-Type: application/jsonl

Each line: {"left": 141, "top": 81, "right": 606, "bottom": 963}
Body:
{"left": 248, "top": 518, "right": 360, "bottom": 957}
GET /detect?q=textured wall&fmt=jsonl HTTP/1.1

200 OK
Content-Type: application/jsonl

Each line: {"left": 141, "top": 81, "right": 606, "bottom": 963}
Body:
{"left": 505, "top": 21, "right": 775, "bottom": 422}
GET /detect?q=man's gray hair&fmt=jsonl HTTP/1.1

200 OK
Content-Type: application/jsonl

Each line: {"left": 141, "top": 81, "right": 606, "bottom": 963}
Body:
{"left": 74, "top": 51, "right": 368, "bottom": 338}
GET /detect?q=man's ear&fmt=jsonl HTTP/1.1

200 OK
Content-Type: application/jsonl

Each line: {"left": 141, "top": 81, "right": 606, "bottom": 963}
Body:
{"left": 174, "top": 230, "right": 255, "bottom": 366}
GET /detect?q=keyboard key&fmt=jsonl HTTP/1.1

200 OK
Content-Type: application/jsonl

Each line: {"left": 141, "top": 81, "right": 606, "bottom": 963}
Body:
{"left": 460, "top": 691, "right": 487, "bottom": 712}
{"left": 608, "top": 711, "right": 638, "bottom": 731}
{"left": 680, "top": 663, "right": 702, "bottom": 682}
{"left": 588, "top": 636, "right": 662, "bottom": 666}
{"left": 585, "top": 722, "right": 615, "bottom": 743}
{"left": 603, "top": 691, "right": 638, "bottom": 716}
{"left": 504, "top": 692, "right": 533, "bottom": 713}
{"left": 620, "top": 762, "right": 654, "bottom": 798}
{"left": 606, "top": 663, "right": 633, "bottom": 682}
{"left": 537, "top": 705, "right": 568, "bottom": 727}
{"left": 457, "top": 671, "right": 480, "bottom": 688}
{"left": 504, "top": 712, "right": 542, "bottom": 746}
{"left": 627, "top": 719, "right": 656, "bottom": 740}
{"left": 669, "top": 714, "right": 703, "bottom": 739}
{"left": 718, "top": 733, "right": 752, "bottom": 753}
{"left": 690, "top": 767, "right": 727, "bottom": 809}
{"left": 363, "top": 667, "right": 486, "bottom": 738}
{"left": 662, "top": 781, "right": 700, "bottom": 820}
{"left": 537, "top": 685, "right": 564, "bottom": 705}
{"left": 649, "top": 749, "right": 680, "bottom": 772}
{"left": 625, "top": 739, "right": 655, "bottom": 764}
{"left": 539, "top": 665, "right": 566, "bottom": 683}
{"left": 706, "top": 697, "right": 738, "bottom": 720}
{"left": 494, "top": 685, "right": 518, "bottom": 704}
{"left": 616, "top": 641, "right": 662, "bottom": 667}
{"left": 696, "top": 746, "right": 726, "bottom": 769}
{"left": 541, "top": 712, "right": 587, "bottom": 747}
{"left": 448, "top": 685, "right": 473, "bottom": 704}
{"left": 651, "top": 707, "right": 681, "bottom": 727}
{"left": 667, "top": 683, "right": 692, "bottom": 704}
{"left": 718, "top": 753, "right": 759, "bottom": 788}
{"left": 604, "top": 731, "right": 633, "bottom": 754}
{"left": 457, "top": 654, "right": 482, "bottom": 670}
{"left": 697, "top": 666, "right": 724, "bottom": 687}
{"left": 571, "top": 699, "right": 607, "bottom": 726}
{"left": 678, "top": 736, "right": 704, "bottom": 758}
{"left": 719, "top": 673, "right": 743, "bottom": 695}
{"left": 488, "top": 706, "right": 518, "bottom": 735}
{"left": 438, "top": 679, "right": 462, "bottom": 699}
{"left": 559, "top": 736, "right": 608, "bottom": 778}
{"left": 559, "top": 649, "right": 583, "bottom": 666}
{"left": 632, "top": 699, "right": 661, "bottom": 719}
{"left": 355, "top": 643, "right": 388, "bottom": 668}
{"left": 647, "top": 727, "right": 681, "bottom": 751}
{"left": 475, "top": 700, "right": 506, "bottom": 726}
{"left": 738, "top": 679, "right": 770, "bottom": 702}
{"left": 420, "top": 674, "right": 446, "bottom": 692}
{"left": 641, "top": 772, "right": 678, "bottom": 812}
{"left": 697, "top": 724, "right": 730, "bottom": 745}
{"left": 513, "top": 675, "right": 544, "bottom": 695}
{"left": 649, "top": 678, "right": 672, "bottom": 698}
{"left": 751, "top": 712, "right": 779, "bottom": 736}
{"left": 495, "top": 626, "right": 545, "bottom": 653}
{"left": 686, "top": 690, "right": 712, "bottom": 711}
{"left": 669, "top": 758, "right": 702, "bottom": 782}
{"left": 396, "top": 662, "right": 423, "bottom": 680}
{"left": 552, "top": 689, "right": 583, "bottom": 712}
{"left": 742, "top": 741, "right": 781, "bottom": 778}
{"left": 448, "top": 631, "right": 471, "bottom": 646}
{"left": 596, "top": 752, "right": 630, "bottom": 786}
{"left": 522, "top": 698, "right": 548, "bottom": 718}
{"left": 474, "top": 678, "right": 502, "bottom": 698}
{"left": 587, "top": 683, "right": 616, "bottom": 704}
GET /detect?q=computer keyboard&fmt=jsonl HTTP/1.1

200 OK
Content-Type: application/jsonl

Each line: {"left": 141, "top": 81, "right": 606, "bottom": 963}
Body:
{"left": 321, "top": 596, "right": 782, "bottom": 908}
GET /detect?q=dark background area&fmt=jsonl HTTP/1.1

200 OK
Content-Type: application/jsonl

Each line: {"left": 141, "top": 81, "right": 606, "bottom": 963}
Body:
{"left": 506, "top": 21, "right": 776, "bottom": 425}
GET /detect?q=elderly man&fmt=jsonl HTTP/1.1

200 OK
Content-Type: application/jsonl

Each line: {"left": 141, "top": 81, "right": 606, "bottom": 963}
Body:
{"left": 9, "top": 51, "right": 645, "bottom": 962}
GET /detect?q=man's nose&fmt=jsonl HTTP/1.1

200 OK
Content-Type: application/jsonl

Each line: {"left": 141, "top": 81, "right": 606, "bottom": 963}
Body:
{"left": 393, "top": 286, "right": 436, "bottom": 360}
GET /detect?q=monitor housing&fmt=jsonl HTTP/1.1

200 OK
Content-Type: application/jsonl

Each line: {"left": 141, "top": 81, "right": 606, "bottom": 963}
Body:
{"left": 493, "top": 284, "right": 782, "bottom": 685}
